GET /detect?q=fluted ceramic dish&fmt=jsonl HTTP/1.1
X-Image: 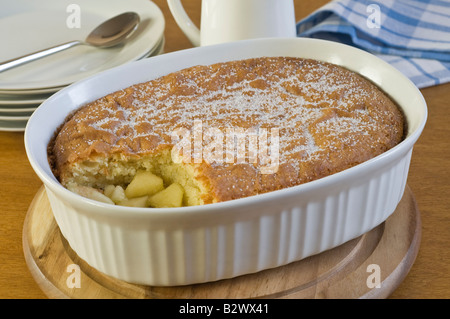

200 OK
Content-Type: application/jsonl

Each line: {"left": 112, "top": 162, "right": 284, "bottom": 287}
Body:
{"left": 25, "top": 38, "right": 427, "bottom": 286}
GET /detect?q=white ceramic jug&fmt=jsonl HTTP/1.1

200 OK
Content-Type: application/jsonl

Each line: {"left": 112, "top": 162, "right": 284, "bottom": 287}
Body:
{"left": 167, "top": 0, "right": 297, "bottom": 46}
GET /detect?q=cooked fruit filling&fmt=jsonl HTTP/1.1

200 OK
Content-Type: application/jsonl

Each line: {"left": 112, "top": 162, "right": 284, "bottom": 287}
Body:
{"left": 68, "top": 170, "right": 186, "bottom": 208}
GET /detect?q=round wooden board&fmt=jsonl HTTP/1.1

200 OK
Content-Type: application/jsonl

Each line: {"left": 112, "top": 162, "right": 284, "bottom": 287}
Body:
{"left": 23, "top": 185, "right": 421, "bottom": 299}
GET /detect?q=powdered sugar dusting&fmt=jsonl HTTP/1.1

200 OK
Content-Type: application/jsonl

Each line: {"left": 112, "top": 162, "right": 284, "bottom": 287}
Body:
{"left": 63, "top": 57, "right": 400, "bottom": 171}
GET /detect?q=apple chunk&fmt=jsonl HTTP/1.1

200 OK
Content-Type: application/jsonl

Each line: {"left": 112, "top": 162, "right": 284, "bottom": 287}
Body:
{"left": 68, "top": 184, "right": 114, "bottom": 205}
{"left": 118, "top": 196, "right": 149, "bottom": 208}
{"left": 125, "top": 170, "right": 164, "bottom": 198}
{"left": 107, "top": 185, "right": 127, "bottom": 204}
{"left": 147, "top": 183, "right": 184, "bottom": 208}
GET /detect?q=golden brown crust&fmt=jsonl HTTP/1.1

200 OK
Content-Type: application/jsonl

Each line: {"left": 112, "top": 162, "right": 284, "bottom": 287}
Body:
{"left": 49, "top": 57, "right": 404, "bottom": 204}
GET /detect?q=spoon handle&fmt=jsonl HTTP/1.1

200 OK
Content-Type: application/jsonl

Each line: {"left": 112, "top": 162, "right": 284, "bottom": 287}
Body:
{"left": 0, "top": 40, "right": 82, "bottom": 73}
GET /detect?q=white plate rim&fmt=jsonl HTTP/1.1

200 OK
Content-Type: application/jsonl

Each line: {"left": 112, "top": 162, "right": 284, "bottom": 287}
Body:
{"left": 0, "top": 118, "right": 27, "bottom": 131}
{"left": 0, "top": 105, "right": 38, "bottom": 112}
{"left": 0, "top": 34, "right": 164, "bottom": 96}
{"left": 0, "top": 113, "right": 32, "bottom": 121}
{"left": 0, "top": 96, "right": 46, "bottom": 105}
{"left": 0, "top": 34, "right": 164, "bottom": 98}
{"left": 0, "top": 0, "right": 165, "bottom": 91}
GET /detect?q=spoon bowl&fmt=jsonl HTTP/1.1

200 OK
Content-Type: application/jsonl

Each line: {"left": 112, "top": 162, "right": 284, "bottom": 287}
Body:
{"left": 0, "top": 12, "right": 140, "bottom": 73}
{"left": 86, "top": 12, "right": 140, "bottom": 48}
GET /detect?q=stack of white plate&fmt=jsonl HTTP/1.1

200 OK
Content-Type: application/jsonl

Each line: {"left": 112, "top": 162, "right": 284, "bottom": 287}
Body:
{"left": 0, "top": 0, "right": 165, "bottom": 132}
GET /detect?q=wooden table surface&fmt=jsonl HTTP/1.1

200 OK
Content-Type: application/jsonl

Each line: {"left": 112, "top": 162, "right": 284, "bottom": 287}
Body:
{"left": 0, "top": 0, "right": 449, "bottom": 299}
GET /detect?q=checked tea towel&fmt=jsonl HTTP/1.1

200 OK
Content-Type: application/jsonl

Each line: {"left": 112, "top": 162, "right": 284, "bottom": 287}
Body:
{"left": 296, "top": 0, "right": 450, "bottom": 88}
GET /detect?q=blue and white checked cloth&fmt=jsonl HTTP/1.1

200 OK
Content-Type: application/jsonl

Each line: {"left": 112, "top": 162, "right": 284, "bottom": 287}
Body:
{"left": 296, "top": 0, "right": 450, "bottom": 88}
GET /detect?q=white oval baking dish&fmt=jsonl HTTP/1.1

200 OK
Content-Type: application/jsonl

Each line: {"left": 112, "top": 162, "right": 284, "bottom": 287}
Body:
{"left": 25, "top": 38, "right": 427, "bottom": 286}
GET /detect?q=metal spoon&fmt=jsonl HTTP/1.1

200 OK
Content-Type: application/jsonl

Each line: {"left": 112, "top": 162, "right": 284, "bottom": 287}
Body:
{"left": 0, "top": 12, "right": 140, "bottom": 73}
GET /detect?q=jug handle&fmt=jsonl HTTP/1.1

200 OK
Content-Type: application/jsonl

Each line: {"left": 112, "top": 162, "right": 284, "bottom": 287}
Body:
{"left": 167, "top": 0, "right": 201, "bottom": 46}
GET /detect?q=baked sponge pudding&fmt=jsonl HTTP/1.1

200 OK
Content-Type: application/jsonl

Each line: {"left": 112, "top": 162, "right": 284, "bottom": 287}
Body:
{"left": 48, "top": 57, "right": 405, "bottom": 208}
